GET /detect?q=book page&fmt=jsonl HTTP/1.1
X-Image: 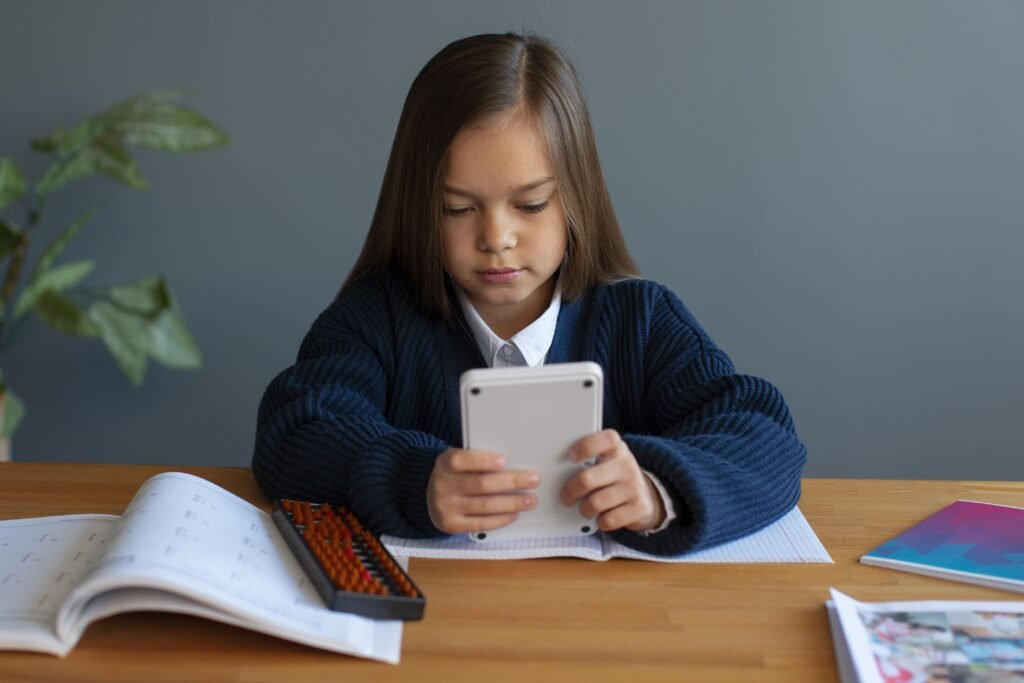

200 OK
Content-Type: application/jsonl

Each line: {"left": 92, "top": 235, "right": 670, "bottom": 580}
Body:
{"left": 825, "top": 602, "right": 858, "bottom": 683}
{"left": 0, "top": 514, "right": 118, "bottom": 655}
{"left": 57, "top": 472, "right": 402, "bottom": 663}
{"left": 384, "top": 506, "right": 831, "bottom": 563}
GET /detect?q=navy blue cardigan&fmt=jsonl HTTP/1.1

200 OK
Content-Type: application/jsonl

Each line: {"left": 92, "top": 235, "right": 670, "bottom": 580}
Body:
{"left": 252, "top": 273, "right": 807, "bottom": 555}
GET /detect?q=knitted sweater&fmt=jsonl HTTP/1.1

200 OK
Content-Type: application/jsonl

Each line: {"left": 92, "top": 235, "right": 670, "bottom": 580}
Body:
{"left": 252, "top": 273, "right": 807, "bottom": 555}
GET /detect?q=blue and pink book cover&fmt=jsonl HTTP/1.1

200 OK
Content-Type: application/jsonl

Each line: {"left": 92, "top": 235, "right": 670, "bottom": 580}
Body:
{"left": 861, "top": 500, "right": 1024, "bottom": 589}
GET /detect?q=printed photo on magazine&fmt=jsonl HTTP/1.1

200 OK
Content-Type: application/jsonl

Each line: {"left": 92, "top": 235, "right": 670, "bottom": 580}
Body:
{"left": 828, "top": 588, "right": 1024, "bottom": 683}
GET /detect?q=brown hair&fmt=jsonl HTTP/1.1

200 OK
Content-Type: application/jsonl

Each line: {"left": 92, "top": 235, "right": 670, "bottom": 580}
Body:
{"left": 342, "top": 32, "right": 639, "bottom": 318}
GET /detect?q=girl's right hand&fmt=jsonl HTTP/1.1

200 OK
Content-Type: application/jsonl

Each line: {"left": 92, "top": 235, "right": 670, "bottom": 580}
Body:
{"left": 426, "top": 448, "right": 540, "bottom": 534}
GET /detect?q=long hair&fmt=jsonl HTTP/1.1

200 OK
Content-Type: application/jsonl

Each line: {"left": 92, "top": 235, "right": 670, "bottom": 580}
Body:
{"left": 341, "top": 32, "right": 639, "bottom": 318}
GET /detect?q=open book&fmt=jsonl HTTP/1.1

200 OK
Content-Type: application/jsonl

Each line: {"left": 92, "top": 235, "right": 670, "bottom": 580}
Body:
{"left": 0, "top": 472, "right": 402, "bottom": 662}
{"left": 382, "top": 505, "right": 832, "bottom": 563}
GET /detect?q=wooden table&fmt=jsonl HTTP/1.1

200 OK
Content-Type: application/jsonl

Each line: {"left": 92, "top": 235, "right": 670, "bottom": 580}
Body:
{"left": 1, "top": 463, "right": 1022, "bottom": 683}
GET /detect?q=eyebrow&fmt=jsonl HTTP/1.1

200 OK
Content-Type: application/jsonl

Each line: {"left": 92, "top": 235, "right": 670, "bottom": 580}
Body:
{"left": 443, "top": 177, "right": 555, "bottom": 199}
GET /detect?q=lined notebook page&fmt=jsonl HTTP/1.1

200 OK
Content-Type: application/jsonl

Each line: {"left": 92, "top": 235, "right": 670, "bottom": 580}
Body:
{"left": 383, "top": 506, "right": 832, "bottom": 563}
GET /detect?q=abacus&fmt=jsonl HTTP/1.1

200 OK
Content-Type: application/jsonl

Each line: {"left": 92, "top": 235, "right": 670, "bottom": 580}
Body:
{"left": 271, "top": 499, "right": 425, "bottom": 620}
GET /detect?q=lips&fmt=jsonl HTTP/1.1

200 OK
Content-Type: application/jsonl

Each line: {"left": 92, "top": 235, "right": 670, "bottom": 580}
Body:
{"left": 478, "top": 268, "right": 523, "bottom": 284}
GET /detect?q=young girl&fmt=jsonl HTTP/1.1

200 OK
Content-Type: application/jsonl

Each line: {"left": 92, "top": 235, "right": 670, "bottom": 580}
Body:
{"left": 252, "top": 32, "right": 807, "bottom": 556}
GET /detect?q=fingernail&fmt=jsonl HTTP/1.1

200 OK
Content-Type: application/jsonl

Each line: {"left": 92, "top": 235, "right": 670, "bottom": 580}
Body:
{"left": 568, "top": 449, "right": 578, "bottom": 461}
{"left": 527, "top": 473, "right": 540, "bottom": 486}
{"left": 523, "top": 496, "right": 535, "bottom": 508}
{"left": 495, "top": 456, "right": 506, "bottom": 468}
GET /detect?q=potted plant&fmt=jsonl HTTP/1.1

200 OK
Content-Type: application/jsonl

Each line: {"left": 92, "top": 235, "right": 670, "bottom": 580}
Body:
{"left": 0, "top": 91, "right": 228, "bottom": 460}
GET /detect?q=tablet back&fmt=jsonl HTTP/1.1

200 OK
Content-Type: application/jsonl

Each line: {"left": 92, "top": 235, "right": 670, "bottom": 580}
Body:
{"left": 459, "top": 362, "right": 603, "bottom": 542}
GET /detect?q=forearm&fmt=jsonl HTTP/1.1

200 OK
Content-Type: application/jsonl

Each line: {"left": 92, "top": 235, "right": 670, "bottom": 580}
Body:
{"left": 253, "top": 412, "right": 450, "bottom": 538}
{"left": 618, "top": 349, "right": 807, "bottom": 554}
{"left": 252, "top": 356, "right": 451, "bottom": 538}
{"left": 614, "top": 420, "right": 806, "bottom": 555}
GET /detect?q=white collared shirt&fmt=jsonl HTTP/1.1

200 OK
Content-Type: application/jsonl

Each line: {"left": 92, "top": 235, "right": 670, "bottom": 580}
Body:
{"left": 454, "top": 285, "right": 677, "bottom": 534}
{"left": 455, "top": 285, "right": 561, "bottom": 368}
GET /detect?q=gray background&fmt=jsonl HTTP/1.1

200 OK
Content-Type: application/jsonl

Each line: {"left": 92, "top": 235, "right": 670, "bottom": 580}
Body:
{"left": 1, "top": 1, "right": 1021, "bottom": 479}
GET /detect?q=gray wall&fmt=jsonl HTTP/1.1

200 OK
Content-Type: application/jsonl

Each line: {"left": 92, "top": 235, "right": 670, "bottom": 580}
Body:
{"left": 2, "top": 1, "right": 1022, "bottom": 479}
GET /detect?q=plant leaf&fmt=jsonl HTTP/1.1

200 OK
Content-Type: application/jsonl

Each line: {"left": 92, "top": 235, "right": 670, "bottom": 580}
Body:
{"left": 110, "top": 100, "right": 229, "bottom": 152}
{"left": 91, "top": 134, "right": 148, "bottom": 189}
{"left": 0, "top": 219, "right": 22, "bottom": 259}
{"left": 32, "top": 93, "right": 227, "bottom": 197}
{"left": 107, "top": 276, "right": 202, "bottom": 369}
{"left": 31, "top": 289, "right": 101, "bottom": 337}
{"left": 33, "top": 117, "right": 126, "bottom": 198}
{"left": 28, "top": 205, "right": 97, "bottom": 284}
{"left": 31, "top": 117, "right": 112, "bottom": 156}
{"left": 0, "top": 158, "right": 27, "bottom": 210}
{"left": 108, "top": 276, "right": 169, "bottom": 314}
{"left": 147, "top": 304, "right": 202, "bottom": 368}
{"left": 13, "top": 260, "right": 95, "bottom": 320}
{"left": 0, "top": 386, "right": 26, "bottom": 438}
{"left": 35, "top": 152, "right": 98, "bottom": 199}
{"left": 89, "top": 301, "right": 149, "bottom": 385}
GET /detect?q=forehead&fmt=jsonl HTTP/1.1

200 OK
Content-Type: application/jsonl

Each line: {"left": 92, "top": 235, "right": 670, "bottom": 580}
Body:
{"left": 445, "top": 113, "right": 553, "bottom": 190}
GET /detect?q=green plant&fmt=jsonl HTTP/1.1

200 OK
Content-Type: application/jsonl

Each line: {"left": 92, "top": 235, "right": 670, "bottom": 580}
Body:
{"left": 0, "top": 90, "right": 228, "bottom": 440}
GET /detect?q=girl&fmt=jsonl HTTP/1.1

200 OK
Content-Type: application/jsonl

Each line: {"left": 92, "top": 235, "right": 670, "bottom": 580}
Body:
{"left": 252, "top": 32, "right": 806, "bottom": 556}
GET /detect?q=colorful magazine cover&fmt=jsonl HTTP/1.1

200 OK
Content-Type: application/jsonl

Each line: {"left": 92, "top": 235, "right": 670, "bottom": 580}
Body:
{"left": 861, "top": 500, "right": 1024, "bottom": 593}
{"left": 829, "top": 589, "right": 1024, "bottom": 683}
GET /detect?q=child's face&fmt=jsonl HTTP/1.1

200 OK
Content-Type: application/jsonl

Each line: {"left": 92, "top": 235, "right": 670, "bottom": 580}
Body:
{"left": 442, "top": 113, "right": 568, "bottom": 337}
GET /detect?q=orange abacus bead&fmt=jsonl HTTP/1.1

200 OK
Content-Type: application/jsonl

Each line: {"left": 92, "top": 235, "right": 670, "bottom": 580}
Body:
{"left": 283, "top": 498, "right": 422, "bottom": 605}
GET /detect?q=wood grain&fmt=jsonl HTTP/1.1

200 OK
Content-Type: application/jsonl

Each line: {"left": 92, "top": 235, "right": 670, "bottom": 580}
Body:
{"left": 1, "top": 463, "right": 1022, "bottom": 683}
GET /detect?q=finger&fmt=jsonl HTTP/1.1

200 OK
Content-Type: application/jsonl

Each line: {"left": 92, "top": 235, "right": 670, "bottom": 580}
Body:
{"left": 456, "top": 470, "right": 540, "bottom": 496}
{"left": 577, "top": 483, "right": 632, "bottom": 520}
{"left": 461, "top": 493, "right": 536, "bottom": 516}
{"left": 600, "top": 494, "right": 662, "bottom": 532}
{"left": 463, "top": 512, "right": 520, "bottom": 533}
{"left": 568, "top": 429, "right": 624, "bottom": 463}
{"left": 560, "top": 458, "right": 623, "bottom": 505}
{"left": 431, "top": 496, "right": 521, "bottom": 534}
{"left": 444, "top": 449, "right": 507, "bottom": 473}
{"left": 597, "top": 501, "right": 649, "bottom": 532}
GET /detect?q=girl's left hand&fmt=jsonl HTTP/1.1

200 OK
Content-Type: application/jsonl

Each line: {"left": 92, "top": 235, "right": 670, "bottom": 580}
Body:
{"left": 559, "top": 429, "right": 666, "bottom": 533}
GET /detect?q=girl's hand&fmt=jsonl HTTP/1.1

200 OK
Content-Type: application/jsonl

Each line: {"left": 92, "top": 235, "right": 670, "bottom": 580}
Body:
{"left": 560, "top": 429, "right": 666, "bottom": 533}
{"left": 427, "top": 448, "right": 540, "bottom": 534}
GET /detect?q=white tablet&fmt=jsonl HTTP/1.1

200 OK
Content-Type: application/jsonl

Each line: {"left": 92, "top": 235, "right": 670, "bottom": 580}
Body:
{"left": 459, "top": 361, "right": 603, "bottom": 542}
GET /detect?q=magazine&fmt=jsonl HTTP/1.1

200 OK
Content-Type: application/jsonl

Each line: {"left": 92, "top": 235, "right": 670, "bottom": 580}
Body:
{"left": 861, "top": 500, "right": 1024, "bottom": 593}
{"left": 828, "top": 588, "right": 1024, "bottom": 683}
{"left": 0, "top": 472, "right": 402, "bottom": 662}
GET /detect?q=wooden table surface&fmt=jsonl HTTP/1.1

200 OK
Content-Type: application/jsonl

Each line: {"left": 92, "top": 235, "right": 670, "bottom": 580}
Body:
{"left": 1, "top": 462, "right": 1022, "bottom": 683}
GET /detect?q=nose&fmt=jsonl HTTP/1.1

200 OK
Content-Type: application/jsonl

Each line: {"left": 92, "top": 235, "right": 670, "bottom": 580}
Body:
{"left": 477, "top": 210, "right": 517, "bottom": 253}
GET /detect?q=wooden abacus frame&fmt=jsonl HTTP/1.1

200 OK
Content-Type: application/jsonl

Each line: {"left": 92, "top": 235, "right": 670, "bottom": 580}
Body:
{"left": 271, "top": 499, "right": 426, "bottom": 620}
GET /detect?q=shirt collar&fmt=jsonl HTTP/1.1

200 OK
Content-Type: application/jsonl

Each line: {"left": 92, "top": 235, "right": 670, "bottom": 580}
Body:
{"left": 455, "top": 283, "right": 562, "bottom": 367}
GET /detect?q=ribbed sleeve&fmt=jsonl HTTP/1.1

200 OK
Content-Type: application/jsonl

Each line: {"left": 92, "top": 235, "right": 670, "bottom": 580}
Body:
{"left": 252, "top": 276, "right": 451, "bottom": 538}
{"left": 603, "top": 284, "right": 806, "bottom": 555}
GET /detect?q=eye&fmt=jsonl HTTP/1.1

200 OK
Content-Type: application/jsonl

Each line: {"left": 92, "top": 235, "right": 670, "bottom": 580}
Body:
{"left": 520, "top": 200, "right": 550, "bottom": 214}
{"left": 443, "top": 206, "right": 472, "bottom": 218}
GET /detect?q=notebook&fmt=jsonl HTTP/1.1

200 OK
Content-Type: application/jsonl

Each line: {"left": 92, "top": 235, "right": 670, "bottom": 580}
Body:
{"left": 383, "top": 505, "right": 832, "bottom": 563}
{"left": 860, "top": 500, "right": 1024, "bottom": 593}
